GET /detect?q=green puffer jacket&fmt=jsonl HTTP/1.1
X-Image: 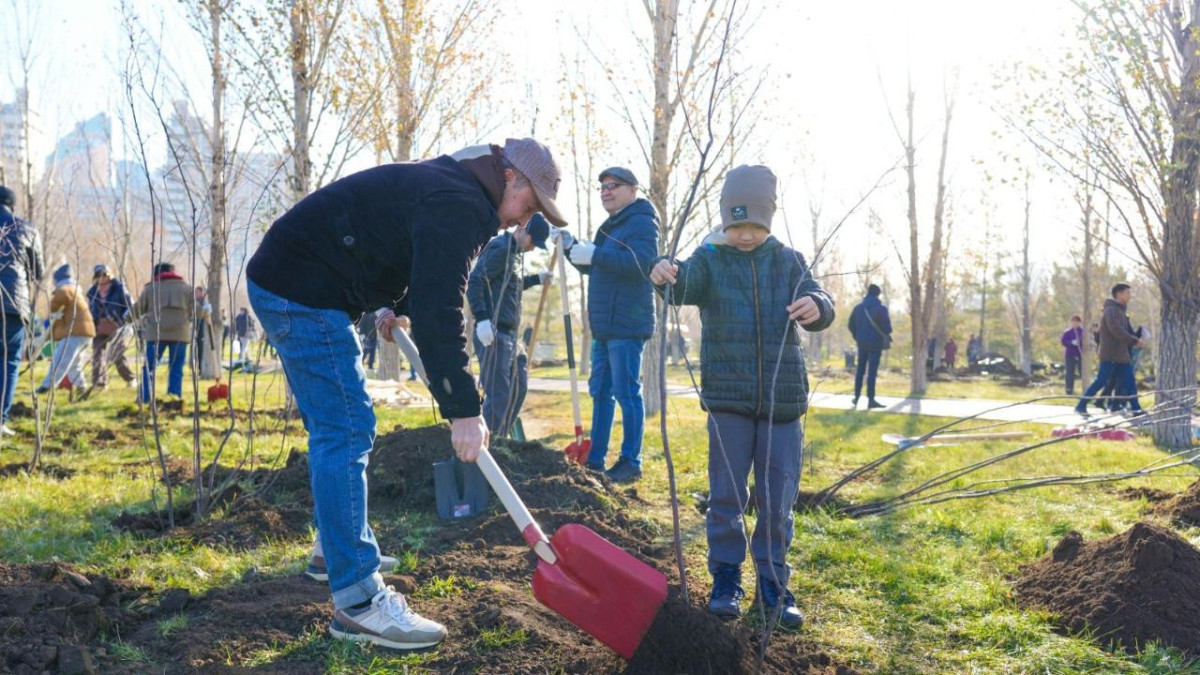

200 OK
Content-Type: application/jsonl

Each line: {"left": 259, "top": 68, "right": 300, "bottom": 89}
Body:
{"left": 659, "top": 237, "right": 834, "bottom": 421}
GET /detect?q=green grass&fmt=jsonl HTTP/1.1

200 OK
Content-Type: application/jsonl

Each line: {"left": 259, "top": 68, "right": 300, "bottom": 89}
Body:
{"left": 156, "top": 613, "right": 188, "bottom": 638}
{"left": 4, "top": 352, "right": 1200, "bottom": 672}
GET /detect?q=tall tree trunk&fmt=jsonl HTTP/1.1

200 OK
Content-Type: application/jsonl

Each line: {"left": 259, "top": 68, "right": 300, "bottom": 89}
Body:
{"left": 903, "top": 85, "right": 926, "bottom": 395}
{"left": 1080, "top": 176, "right": 1094, "bottom": 389}
{"left": 202, "top": 0, "right": 229, "bottom": 514}
{"left": 643, "top": 0, "right": 677, "bottom": 417}
{"left": 1151, "top": 6, "right": 1200, "bottom": 448}
{"left": 1019, "top": 177, "right": 1033, "bottom": 375}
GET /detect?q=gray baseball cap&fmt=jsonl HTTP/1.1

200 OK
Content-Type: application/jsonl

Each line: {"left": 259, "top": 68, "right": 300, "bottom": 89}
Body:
{"left": 598, "top": 167, "right": 638, "bottom": 187}
{"left": 503, "top": 138, "right": 567, "bottom": 227}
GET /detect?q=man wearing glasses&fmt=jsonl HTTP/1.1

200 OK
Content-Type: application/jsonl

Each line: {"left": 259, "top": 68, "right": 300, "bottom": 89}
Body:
{"left": 564, "top": 167, "right": 659, "bottom": 483}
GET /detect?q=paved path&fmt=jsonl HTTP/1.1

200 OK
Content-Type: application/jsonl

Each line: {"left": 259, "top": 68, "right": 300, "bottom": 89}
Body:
{"left": 527, "top": 377, "right": 1085, "bottom": 427}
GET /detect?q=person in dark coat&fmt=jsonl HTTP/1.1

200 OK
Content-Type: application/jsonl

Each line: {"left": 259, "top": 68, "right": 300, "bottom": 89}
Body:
{"left": 943, "top": 337, "right": 958, "bottom": 372}
{"left": 1060, "top": 315, "right": 1083, "bottom": 395}
{"left": 245, "top": 138, "right": 565, "bottom": 651}
{"left": 357, "top": 310, "right": 378, "bottom": 371}
{"left": 86, "top": 264, "right": 137, "bottom": 391}
{"left": 1075, "top": 284, "right": 1144, "bottom": 416}
{"left": 847, "top": 284, "right": 891, "bottom": 409}
{"left": 467, "top": 214, "right": 550, "bottom": 438}
{"left": 563, "top": 166, "right": 659, "bottom": 483}
{"left": 651, "top": 164, "right": 834, "bottom": 631}
{"left": 0, "top": 185, "right": 43, "bottom": 436}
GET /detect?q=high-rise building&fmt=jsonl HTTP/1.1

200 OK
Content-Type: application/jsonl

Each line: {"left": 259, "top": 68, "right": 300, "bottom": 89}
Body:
{"left": 45, "top": 113, "right": 111, "bottom": 190}
{"left": 0, "top": 89, "right": 26, "bottom": 190}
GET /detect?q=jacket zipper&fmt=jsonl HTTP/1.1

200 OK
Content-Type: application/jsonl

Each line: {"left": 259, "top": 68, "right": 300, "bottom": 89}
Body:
{"left": 751, "top": 258, "right": 764, "bottom": 418}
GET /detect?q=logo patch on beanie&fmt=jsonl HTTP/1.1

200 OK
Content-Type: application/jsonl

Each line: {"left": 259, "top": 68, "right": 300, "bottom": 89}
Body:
{"left": 730, "top": 205, "right": 747, "bottom": 220}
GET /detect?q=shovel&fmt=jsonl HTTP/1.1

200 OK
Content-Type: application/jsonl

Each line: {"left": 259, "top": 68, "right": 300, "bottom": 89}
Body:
{"left": 476, "top": 447, "right": 667, "bottom": 658}
{"left": 392, "top": 325, "right": 489, "bottom": 520}
{"left": 554, "top": 235, "right": 591, "bottom": 464}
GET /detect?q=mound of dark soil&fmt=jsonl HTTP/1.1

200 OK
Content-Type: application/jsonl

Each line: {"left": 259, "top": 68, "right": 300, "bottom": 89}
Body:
{"left": 1014, "top": 522, "right": 1200, "bottom": 654}
{"left": 0, "top": 463, "right": 74, "bottom": 480}
{"left": 110, "top": 449, "right": 314, "bottom": 549}
{"left": 7, "top": 401, "right": 32, "bottom": 418}
{"left": 1112, "top": 486, "right": 1176, "bottom": 504}
{"left": 1157, "top": 479, "right": 1200, "bottom": 526}
{"left": 0, "top": 563, "right": 141, "bottom": 675}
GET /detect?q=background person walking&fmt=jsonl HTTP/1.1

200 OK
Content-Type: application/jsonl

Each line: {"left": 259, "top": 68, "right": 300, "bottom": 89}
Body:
{"left": 1061, "top": 315, "right": 1084, "bottom": 395}
{"left": 36, "top": 264, "right": 95, "bottom": 395}
{"left": 1075, "top": 284, "right": 1144, "bottom": 417}
{"left": 847, "top": 284, "right": 891, "bottom": 409}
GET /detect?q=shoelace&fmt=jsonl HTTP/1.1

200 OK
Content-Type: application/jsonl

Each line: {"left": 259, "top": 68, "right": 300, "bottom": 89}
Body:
{"left": 372, "top": 586, "right": 417, "bottom": 626}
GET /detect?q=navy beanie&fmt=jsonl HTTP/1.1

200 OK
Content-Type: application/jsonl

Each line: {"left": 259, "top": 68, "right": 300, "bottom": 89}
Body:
{"left": 526, "top": 213, "right": 550, "bottom": 250}
{"left": 54, "top": 264, "right": 74, "bottom": 284}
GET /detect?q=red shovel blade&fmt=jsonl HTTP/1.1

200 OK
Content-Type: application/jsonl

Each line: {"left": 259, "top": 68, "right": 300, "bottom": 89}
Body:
{"left": 532, "top": 524, "right": 667, "bottom": 659}
{"left": 207, "top": 383, "right": 230, "bottom": 402}
{"left": 564, "top": 426, "right": 591, "bottom": 464}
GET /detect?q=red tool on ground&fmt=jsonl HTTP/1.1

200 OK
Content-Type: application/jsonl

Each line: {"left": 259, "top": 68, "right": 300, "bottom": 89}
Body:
{"left": 476, "top": 447, "right": 667, "bottom": 658}
{"left": 207, "top": 381, "right": 230, "bottom": 404}
{"left": 555, "top": 235, "right": 591, "bottom": 464}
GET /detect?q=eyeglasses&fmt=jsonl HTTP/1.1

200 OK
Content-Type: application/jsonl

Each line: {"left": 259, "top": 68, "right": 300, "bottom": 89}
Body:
{"left": 598, "top": 181, "right": 629, "bottom": 193}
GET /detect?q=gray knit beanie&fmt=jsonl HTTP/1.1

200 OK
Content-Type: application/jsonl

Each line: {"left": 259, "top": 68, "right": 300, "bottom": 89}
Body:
{"left": 719, "top": 165, "right": 777, "bottom": 231}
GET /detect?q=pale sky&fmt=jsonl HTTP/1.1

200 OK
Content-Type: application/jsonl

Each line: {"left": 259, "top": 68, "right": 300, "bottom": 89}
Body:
{"left": 2, "top": 0, "right": 1110, "bottom": 297}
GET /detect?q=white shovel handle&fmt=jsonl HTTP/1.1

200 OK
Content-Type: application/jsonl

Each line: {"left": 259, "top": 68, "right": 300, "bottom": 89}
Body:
{"left": 476, "top": 449, "right": 557, "bottom": 564}
{"left": 390, "top": 325, "right": 428, "bottom": 385}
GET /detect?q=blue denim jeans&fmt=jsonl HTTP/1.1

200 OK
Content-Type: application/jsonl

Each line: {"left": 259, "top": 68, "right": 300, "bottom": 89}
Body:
{"left": 854, "top": 347, "right": 882, "bottom": 400}
{"left": 248, "top": 280, "right": 384, "bottom": 609}
{"left": 1078, "top": 360, "right": 1142, "bottom": 412}
{"left": 141, "top": 341, "right": 187, "bottom": 403}
{"left": 2, "top": 314, "right": 24, "bottom": 424}
{"left": 587, "top": 338, "right": 645, "bottom": 469}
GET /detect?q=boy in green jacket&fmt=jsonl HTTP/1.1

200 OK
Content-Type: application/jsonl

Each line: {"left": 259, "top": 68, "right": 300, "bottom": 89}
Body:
{"left": 650, "top": 165, "right": 834, "bottom": 629}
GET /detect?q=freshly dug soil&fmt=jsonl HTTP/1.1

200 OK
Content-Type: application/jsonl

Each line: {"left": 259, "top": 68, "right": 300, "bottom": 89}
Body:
{"left": 1158, "top": 479, "right": 1200, "bottom": 526}
{"left": 47, "top": 424, "right": 855, "bottom": 672}
{"left": 1112, "top": 485, "right": 1176, "bottom": 504}
{"left": 1014, "top": 522, "right": 1200, "bottom": 654}
{"left": 0, "top": 463, "right": 74, "bottom": 480}
{"left": 0, "top": 562, "right": 141, "bottom": 675}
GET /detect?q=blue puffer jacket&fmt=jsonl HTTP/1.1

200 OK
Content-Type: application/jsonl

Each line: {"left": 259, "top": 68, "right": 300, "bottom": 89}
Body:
{"left": 571, "top": 199, "right": 659, "bottom": 341}
{"left": 847, "top": 295, "right": 892, "bottom": 351}
{"left": 661, "top": 236, "right": 835, "bottom": 421}
{"left": 0, "top": 207, "right": 44, "bottom": 321}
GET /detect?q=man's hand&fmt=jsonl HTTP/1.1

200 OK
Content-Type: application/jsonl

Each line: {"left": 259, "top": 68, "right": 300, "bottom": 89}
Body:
{"left": 550, "top": 227, "right": 576, "bottom": 249}
{"left": 539, "top": 271, "right": 553, "bottom": 286}
{"left": 568, "top": 240, "right": 595, "bottom": 266}
{"left": 650, "top": 259, "right": 679, "bottom": 285}
{"left": 450, "top": 416, "right": 489, "bottom": 462}
{"left": 476, "top": 319, "right": 495, "bottom": 347}
{"left": 376, "top": 308, "right": 398, "bottom": 342}
{"left": 1136, "top": 339, "right": 1145, "bottom": 349}
{"left": 788, "top": 295, "right": 822, "bottom": 326}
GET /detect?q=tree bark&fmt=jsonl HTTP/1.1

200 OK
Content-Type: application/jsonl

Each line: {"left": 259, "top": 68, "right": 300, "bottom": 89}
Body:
{"left": 643, "top": 0, "right": 677, "bottom": 417}
{"left": 1019, "top": 177, "right": 1033, "bottom": 375}
{"left": 903, "top": 85, "right": 925, "bottom": 395}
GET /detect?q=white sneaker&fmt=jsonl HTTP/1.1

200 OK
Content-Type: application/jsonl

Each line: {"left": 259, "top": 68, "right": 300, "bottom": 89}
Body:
{"left": 305, "top": 552, "right": 400, "bottom": 582}
{"left": 0, "top": 425, "right": 14, "bottom": 436}
{"left": 329, "top": 586, "right": 446, "bottom": 650}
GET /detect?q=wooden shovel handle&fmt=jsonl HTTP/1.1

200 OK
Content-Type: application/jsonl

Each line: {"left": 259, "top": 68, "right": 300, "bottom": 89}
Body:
{"left": 526, "top": 247, "right": 559, "bottom": 362}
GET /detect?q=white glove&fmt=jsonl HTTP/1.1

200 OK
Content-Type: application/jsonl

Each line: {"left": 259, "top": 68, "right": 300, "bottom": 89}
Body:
{"left": 539, "top": 271, "right": 553, "bottom": 286}
{"left": 476, "top": 319, "right": 495, "bottom": 347}
{"left": 569, "top": 240, "right": 595, "bottom": 266}
{"left": 550, "top": 227, "right": 576, "bottom": 249}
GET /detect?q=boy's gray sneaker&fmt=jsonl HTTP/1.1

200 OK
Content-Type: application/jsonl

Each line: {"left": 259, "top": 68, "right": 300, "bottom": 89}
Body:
{"left": 306, "top": 553, "right": 400, "bottom": 582}
{"left": 330, "top": 586, "right": 446, "bottom": 650}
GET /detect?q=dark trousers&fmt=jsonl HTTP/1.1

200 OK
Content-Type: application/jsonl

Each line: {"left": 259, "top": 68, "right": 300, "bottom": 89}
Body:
{"left": 1064, "top": 354, "right": 1081, "bottom": 395}
{"left": 854, "top": 347, "right": 882, "bottom": 400}
{"left": 1078, "top": 361, "right": 1141, "bottom": 412}
{"left": 2, "top": 315, "right": 24, "bottom": 424}
{"left": 362, "top": 338, "right": 378, "bottom": 370}
{"left": 93, "top": 330, "right": 136, "bottom": 387}
{"left": 479, "top": 331, "right": 528, "bottom": 439}
{"left": 706, "top": 412, "right": 803, "bottom": 586}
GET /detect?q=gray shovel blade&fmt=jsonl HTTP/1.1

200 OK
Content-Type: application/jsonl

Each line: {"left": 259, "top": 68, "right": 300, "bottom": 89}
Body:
{"left": 433, "top": 457, "right": 490, "bottom": 520}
